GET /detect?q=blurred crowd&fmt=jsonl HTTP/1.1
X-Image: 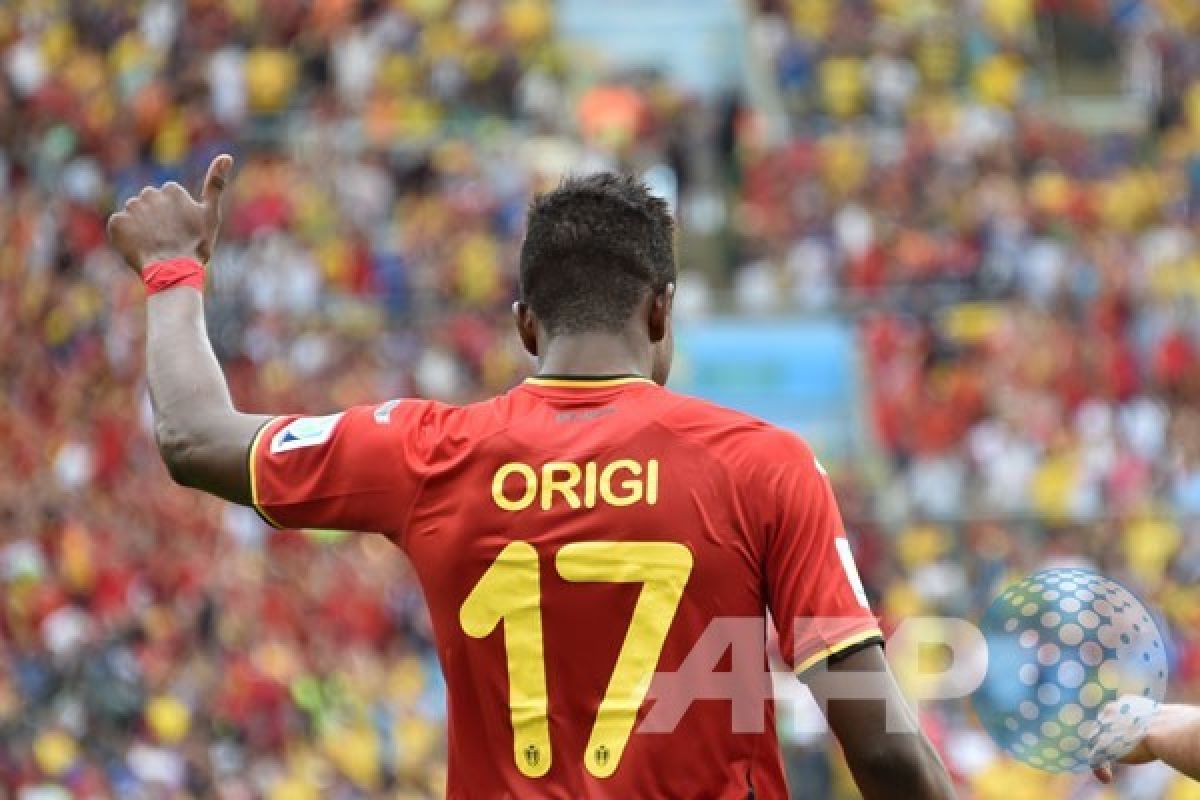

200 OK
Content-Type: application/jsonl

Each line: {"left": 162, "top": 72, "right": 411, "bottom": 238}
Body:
{"left": 743, "top": 1, "right": 1200, "bottom": 798}
{"left": 2, "top": 0, "right": 1200, "bottom": 797}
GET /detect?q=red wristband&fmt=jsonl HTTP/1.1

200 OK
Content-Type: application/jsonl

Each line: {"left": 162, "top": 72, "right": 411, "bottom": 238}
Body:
{"left": 143, "top": 257, "right": 205, "bottom": 295}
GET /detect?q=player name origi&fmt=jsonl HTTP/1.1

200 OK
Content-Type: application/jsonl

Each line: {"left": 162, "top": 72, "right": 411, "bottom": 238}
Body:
{"left": 491, "top": 459, "right": 660, "bottom": 511}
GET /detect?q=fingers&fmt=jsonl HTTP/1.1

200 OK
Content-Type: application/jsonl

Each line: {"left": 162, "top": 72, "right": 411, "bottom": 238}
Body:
{"left": 129, "top": 183, "right": 188, "bottom": 205}
{"left": 1093, "top": 763, "right": 1114, "bottom": 783}
{"left": 119, "top": 183, "right": 195, "bottom": 221}
{"left": 125, "top": 187, "right": 162, "bottom": 211}
{"left": 200, "top": 153, "right": 234, "bottom": 230}
{"left": 105, "top": 209, "right": 138, "bottom": 269}
{"left": 109, "top": 159, "right": 232, "bottom": 269}
{"left": 106, "top": 210, "right": 127, "bottom": 241}
{"left": 162, "top": 181, "right": 189, "bottom": 200}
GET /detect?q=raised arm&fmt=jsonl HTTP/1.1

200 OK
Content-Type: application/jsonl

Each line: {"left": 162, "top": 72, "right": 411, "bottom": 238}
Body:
{"left": 107, "top": 155, "right": 269, "bottom": 503}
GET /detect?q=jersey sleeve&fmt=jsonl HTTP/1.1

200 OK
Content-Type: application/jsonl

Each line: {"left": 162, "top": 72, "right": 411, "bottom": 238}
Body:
{"left": 761, "top": 437, "right": 882, "bottom": 675}
{"left": 247, "top": 399, "right": 433, "bottom": 534}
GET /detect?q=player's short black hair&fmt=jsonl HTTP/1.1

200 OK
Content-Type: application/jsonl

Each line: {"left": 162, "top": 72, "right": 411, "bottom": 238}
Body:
{"left": 519, "top": 173, "right": 675, "bottom": 335}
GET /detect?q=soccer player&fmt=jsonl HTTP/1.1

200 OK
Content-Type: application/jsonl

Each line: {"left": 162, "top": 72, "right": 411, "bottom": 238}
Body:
{"left": 107, "top": 155, "right": 954, "bottom": 799}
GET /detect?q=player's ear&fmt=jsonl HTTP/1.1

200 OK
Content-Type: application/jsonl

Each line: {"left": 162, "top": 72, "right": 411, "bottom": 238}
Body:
{"left": 514, "top": 301, "right": 538, "bottom": 357}
{"left": 647, "top": 283, "right": 674, "bottom": 344}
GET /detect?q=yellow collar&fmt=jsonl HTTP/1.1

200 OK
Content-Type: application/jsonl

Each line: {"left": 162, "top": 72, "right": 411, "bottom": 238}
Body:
{"left": 524, "top": 375, "right": 654, "bottom": 389}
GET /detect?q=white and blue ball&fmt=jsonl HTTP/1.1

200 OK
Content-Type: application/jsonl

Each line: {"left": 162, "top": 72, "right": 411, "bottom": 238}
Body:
{"left": 972, "top": 568, "right": 1167, "bottom": 772}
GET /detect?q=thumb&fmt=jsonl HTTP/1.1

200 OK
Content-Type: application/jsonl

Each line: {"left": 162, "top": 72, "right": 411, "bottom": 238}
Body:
{"left": 201, "top": 153, "right": 234, "bottom": 231}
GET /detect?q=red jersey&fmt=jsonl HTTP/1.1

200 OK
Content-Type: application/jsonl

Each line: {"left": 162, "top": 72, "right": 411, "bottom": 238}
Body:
{"left": 250, "top": 376, "right": 881, "bottom": 799}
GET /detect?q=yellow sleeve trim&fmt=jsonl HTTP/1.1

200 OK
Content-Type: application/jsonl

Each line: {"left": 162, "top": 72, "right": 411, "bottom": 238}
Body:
{"left": 794, "top": 627, "right": 884, "bottom": 676}
{"left": 248, "top": 418, "right": 286, "bottom": 530}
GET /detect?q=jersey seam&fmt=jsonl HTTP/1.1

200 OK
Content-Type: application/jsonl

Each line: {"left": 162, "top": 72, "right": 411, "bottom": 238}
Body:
{"left": 651, "top": 407, "right": 817, "bottom": 564}
{"left": 645, "top": 405, "right": 777, "bottom": 606}
{"left": 646, "top": 397, "right": 762, "bottom": 526}
{"left": 649, "top": 402, "right": 878, "bottom": 673}
{"left": 392, "top": 455, "right": 429, "bottom": 547}
{"left": 388, "top": 399, "right": 515, "bottom": 544}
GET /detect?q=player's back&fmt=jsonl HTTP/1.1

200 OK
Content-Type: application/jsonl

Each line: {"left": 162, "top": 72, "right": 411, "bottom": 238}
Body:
{"left": 396, "top": 376, "right": 880, "bottom": 799}
{"left": 251, "top": 375, "right": 879, "bottom": 799}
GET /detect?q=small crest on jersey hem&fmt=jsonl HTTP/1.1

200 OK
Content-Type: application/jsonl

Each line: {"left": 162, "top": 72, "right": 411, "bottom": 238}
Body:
{"left": 270, "top": 413, "right": 344, "bottom": 454}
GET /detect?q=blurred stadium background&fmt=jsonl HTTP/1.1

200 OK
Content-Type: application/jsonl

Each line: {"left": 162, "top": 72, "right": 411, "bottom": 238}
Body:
{"left": 2, "top": 0, "right": 1199, "bottom": 797}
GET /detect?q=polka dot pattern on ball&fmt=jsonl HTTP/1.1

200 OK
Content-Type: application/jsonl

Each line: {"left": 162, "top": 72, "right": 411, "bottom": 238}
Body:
{"left": 972, "top": 569, "right": 1168, "bottom": 774}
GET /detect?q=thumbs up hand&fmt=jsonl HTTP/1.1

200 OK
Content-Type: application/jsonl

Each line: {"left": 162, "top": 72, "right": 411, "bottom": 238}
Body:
{"left": 107, "top": 154, "right": 234, "bottom": 272}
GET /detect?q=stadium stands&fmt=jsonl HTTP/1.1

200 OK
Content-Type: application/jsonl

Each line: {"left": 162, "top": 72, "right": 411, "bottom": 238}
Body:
{"left": 1, "top": 0, "right": 1198, "bottom": 796}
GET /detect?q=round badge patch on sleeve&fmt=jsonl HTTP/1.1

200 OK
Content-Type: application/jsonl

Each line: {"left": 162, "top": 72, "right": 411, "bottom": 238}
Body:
{"left": 270, "top": 413, "right": 344, "bottom": 454}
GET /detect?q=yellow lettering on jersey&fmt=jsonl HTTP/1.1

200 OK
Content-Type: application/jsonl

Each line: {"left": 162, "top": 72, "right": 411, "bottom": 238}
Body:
{"left": 556, "top": 541, "right": 693, "bottom": 777}
{"left": 459, "top": 541, "right": 551, "bottom": 777}
{"left": 490, "top": 459, "right": 661, "bottom": 512}
{"left": 541, "top": 462, "right": 582, "bottom": 510}
{"left": 584, "top": 461, "right": 598, "bottom": 508}
{"left": 493, "top": 462, "right": 537, "bottom": 511}
{"left": 600, "top": 459, "right": 642, "bottom": 507}
{"left": 461, "top": 539, "right": 693, "bottom": 780}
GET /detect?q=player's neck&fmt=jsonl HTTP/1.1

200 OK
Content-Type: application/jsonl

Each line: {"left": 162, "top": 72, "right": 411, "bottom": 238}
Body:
{"left": 535, "top": 332, "right": 649, "bottom": 378}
